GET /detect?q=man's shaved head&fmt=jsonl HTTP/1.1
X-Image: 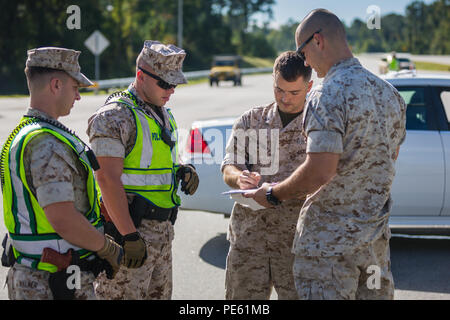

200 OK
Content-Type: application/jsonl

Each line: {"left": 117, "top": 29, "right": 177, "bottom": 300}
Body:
{"left": 294, "top": 9, "right": 353, "bottom": 78}
{"left": 296, "top": 9, "right": 347, "bottom": 46}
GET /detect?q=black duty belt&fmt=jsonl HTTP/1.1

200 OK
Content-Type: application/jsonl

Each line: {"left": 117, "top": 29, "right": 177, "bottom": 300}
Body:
{"left": 103, "top": 198, "right": 179, "bottom": 247}
{"left": 129, "top": 196, "right": 179, "bottom": 227}
{"left": 144, "top": 206, "right": 178, "bottom": 223}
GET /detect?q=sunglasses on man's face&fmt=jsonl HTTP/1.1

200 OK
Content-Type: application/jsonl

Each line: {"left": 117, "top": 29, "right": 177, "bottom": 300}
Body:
{"left": 296, "top": 28, "right": 322, "bottom": 61}
{"left": 138, "top": 67, "right": 177, "bottom": 90}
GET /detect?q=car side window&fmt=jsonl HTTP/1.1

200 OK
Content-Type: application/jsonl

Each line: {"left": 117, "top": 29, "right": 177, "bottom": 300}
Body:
{"left": 440, "top": 90, "right": 450, "bottom": 126}
{"left": 397, "top": 87, "right": 429, "bottom": 130}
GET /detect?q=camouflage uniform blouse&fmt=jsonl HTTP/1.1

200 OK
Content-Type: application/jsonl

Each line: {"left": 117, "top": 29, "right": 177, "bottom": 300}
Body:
{"left": 221, "top": 102, "right": 307, "bottom": 254}
{"left": 293, "top": 58, "right": 407, "bottom": 257}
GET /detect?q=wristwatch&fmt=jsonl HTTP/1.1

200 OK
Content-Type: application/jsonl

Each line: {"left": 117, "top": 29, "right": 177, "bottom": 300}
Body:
{"left": 266, "top": 186, "right": 281, "bottom": 206}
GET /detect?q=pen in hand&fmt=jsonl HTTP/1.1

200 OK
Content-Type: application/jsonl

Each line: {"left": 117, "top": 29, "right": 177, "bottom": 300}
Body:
{"left": 238, "top": 170, "right": 261, "bottom": 190}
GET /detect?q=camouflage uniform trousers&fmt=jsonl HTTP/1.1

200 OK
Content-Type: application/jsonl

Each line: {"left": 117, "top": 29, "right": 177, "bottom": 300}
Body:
{"left": 293, "top": 230, "right": 394, "bottom": 300}
{"left": 225, "top": 246, "right": 299, "bottom": 300}
{"left": 94, "top": 219, "right": 173, "bottom": 300}
{"left": 7, "top": 263, "right": 96, "bottom": 300}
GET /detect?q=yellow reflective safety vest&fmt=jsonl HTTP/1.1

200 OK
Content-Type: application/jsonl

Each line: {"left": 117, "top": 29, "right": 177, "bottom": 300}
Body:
{"left": 389, "top": 58, "right": 399, "bottom": 71}
{"left": 105, "top": 91, "right": 181, "bottom": 209}
{"left": 1, "top": 117, "right": 103, "bottom": 272}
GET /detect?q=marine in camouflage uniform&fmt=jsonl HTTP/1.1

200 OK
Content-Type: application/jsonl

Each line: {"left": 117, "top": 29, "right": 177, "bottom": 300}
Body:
{"left": 221, "top": 52, "right": 312, "bottom": 300}
{"left": 293, "top": 55, "right": 406, "bottom": 300}
{"left": 89, "top": 84, "right": 175, "bottom": 300}
{"left": 7, "top": 108, "right": 98, "bottom": 300}
{"left": 3, "top": 48, "right": 123, "bottom": 300}
{"left": 89, "top": 41, "right": 198, "bottom": 300}
{"left": 246, "top": 10, "right": 407, "bottom": 300}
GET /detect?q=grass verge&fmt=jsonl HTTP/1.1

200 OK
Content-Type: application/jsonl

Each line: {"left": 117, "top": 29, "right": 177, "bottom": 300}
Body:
{"left": 242, "top": 56, "right": 274, "bottom": 68}
{"left": 413, "top": 61, "right": 450, "bottom": 72}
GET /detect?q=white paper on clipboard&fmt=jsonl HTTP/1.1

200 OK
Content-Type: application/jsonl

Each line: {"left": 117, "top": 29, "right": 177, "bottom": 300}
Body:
{"left": 221, "top": 189, "right": 266, "bottom": 211}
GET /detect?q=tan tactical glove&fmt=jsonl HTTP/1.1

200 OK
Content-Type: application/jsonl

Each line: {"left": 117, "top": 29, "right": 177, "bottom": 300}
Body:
{"left": 96, "top": 234, "right": 123, "bottom": 279}
{"left": 122, "top": 232, "right": 147, "bottom": 268}
{"left": 177, "top": 164, "right": 199, "bottom": 195}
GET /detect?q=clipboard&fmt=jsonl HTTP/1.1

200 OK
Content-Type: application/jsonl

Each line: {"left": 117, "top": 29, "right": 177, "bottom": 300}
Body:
{"left": 222, "top": 189, "right": 266, "bottom": 211}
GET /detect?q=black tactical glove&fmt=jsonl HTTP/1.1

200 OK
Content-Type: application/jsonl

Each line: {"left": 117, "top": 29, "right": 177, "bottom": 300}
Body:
{"left": 122, "top": 232, "right": 147, "bottom": 268}
{"left": 177, "top": 164, "right": 199, "bottom": 195}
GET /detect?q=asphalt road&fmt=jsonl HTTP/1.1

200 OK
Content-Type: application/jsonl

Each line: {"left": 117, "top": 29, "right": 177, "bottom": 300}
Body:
{"left": 172, "top": 209, "right": 450, "bottom": 300}
{"left": 1, "top": 54, "right": 450, "bottom": 300}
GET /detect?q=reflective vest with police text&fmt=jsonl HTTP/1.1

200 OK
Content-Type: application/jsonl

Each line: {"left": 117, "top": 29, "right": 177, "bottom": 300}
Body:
{"left": 106, "top": 92, "right": 181, "bottom": 209}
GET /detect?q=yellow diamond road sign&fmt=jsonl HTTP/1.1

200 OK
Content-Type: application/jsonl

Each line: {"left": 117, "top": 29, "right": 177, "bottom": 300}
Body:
{"left": 84, "top": 30, "right": 110, "bottom": 56}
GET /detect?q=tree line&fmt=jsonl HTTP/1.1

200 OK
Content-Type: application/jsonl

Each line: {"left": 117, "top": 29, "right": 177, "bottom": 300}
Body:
{"left": 267, "top": 0, "right": 449, "bottom": 55}
{"left": 0, "top": 0, "right": 448, "bottom": 94}
{"left": 0, "top": 0, "right": 275, "bottom": 94}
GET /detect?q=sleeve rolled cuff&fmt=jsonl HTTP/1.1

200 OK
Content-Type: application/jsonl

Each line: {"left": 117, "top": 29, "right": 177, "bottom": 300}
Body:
{"left": 220, "top": 159, "right": 247, "bottom": 173}
{"left": 306, "top": 130, "right": 343, "bottom": 154}
{"left": 36, "top": 182, "right": 74, "bottom": 208}
{"left": 90, "top": 138, "right": 125, "bottom": 158}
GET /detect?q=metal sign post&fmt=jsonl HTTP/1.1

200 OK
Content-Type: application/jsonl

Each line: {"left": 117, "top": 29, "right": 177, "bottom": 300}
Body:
{"left": 84, "top": 30, "right": 110, "bottom": 93}
{"left": 178, "top": 0, "right": 183, "bottom": 48}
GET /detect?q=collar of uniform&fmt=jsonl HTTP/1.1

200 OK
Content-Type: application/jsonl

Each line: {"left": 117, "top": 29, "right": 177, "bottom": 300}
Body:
{"left": 272, "top": 103, "right": 304, "bottom": 130}
{"left": 127, "top": 83, "right": 171, "bottom": 130}
{"left": 324, "top": 57, "right": 361, "bottom": 83}
{"left": 26, "top": 107, "right": 57, "bottom": 122}
{"left": 267, "top": 102, "right": 283, "bottom": 128}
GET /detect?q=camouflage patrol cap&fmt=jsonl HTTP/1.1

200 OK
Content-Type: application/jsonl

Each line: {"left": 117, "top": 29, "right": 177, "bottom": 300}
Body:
{"left": 139, "top": 40, "right": 187, "bottom": 85}
{"left": 26, "top": 47, "right": 93, "bottom": 87}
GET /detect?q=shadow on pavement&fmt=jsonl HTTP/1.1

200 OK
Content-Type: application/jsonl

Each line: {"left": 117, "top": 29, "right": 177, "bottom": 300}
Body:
{"left": 390, "top": 236, "right": 450, "bottom": 294}
{"left": 199, "top": 233, "right": 229, "bottom": 269}
{"left": 198, "top": 232, "right": 450, "bottom": 295}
